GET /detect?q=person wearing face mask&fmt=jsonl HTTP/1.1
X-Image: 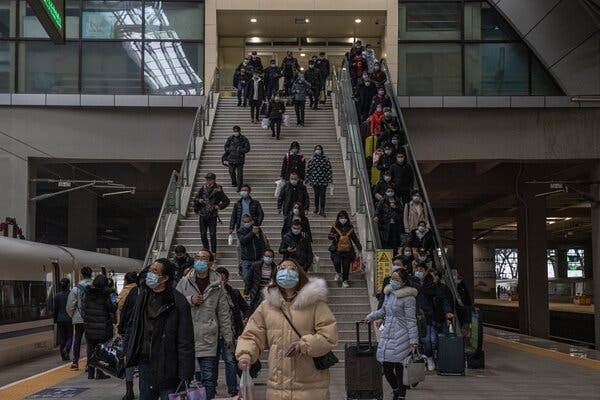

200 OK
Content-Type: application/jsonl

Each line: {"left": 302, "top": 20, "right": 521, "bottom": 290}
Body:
{"left": 376, "top": 257, "right": 408, "bottom": 309}
{"left": 233, "top": 67, "right": 249, "bottom": 107}
{"left": 364, "top": 269, "right": 418, "bottom": 400}
{"left": 370, "top": 87, "right": 392, "bottom": 115}
{"left": 229, "top": 184, "right": 264, "bottom": 234}
{"left": 238, "top": 214, "right": 267, "bottom": 287}
{"left": 409, "top": 222, "right": 435, "bottom": 254}
{"left": 248, "top": 50, "right": 263, "bottom": 74}
{"left": 245, "top": 72, "right": 266, "bottom": 124}
{"left": 280, "top": 141, "right": 306, "bottom": 181}
{"left": 373, "top": 171, "right": 394, "bottom": 202}
{"left": 291, "top": 74, "right": 312, "bottom": 126}
{"left": 281, "top": 202, "right": 313, "bottom": 243}
{"left": 349, "top": 39, "right": 364, "bottom": 60}
{"left": 390, "top": 149, "right": 414, "bottom": 205}
{"left": 172, "top": 245, "right": 194, "bottom": 283}
{"left": 306, "top": 145, "right": 333, "bottom": 217}
{"left": 224, "top": 126, "right": 251, "bottom": 192}
{"left": 369, "top": 62, "right": 387, "bottom": 86}
{"left": 176, "top": 251, "right": 233, "bottom": 400}
{"left": 328, "top": 210, "right": 362, "bottom": 288}
{"left": 304, "top": 60, "right": 323, "bottom": 110}
{"left": 281, "top": 51, "right": 300, "bottom": 96}
{"left": 403, "top": 191, "right": 429, "bottom": 234}
{"left": 236, "top": 56, "right": 253, "bottom": 74}
{"left": 279, "top": 220, "right": 314, "bottom": 271}
{"left": 194, "top": 172, "right": 231, "bottom": 254}
{"left": 374, "top": 187, "right": 404, "bottom": 254}
{"left": 267, "top": 92, "right": 286, "bottom": 139}
{"left": 237, "top": 260, "right": 338, "bottom": 399}
{"left": 377, "top": 144, "right": 396, "bottom": 174}
{"left": 399, "top": 246, "right": 415, "bottom": 273}
{"left": 361, "top": 44, "right": 378, "bottom": 73}
{"left": 125, "top": 259, "right": 195, "bottom": 400}
{"left": 369, "top": 104, "right": 385, "bottom": 136}
{"left": 264, "top": 60, "right": 282, "bottom": 99}
{"left": 351, "top": 53, "right": 367, "bottom": 88}
{"left": 315, "top": 52, "right": 330, "bottom": 103}
{"left": 278, "top": 172, "right": 310, "bottom": 218}
{"left": 356, "top": 73, "right": 378, "bottom": 122}
{"left": 247, "top": 249, "right": 276, "bottom": 311}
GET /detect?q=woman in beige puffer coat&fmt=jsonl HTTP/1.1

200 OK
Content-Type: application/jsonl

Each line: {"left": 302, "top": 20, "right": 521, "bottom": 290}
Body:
{"left": 236, "top": 259, "right": 338, "bottom": 400}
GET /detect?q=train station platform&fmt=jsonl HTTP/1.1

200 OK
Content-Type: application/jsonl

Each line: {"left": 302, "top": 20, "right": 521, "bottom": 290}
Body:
{"left": 1, "top": 329, "right": 598, "bottom": 400}
{"left": 475, "top": 298, "right": 595, "bottom": 315}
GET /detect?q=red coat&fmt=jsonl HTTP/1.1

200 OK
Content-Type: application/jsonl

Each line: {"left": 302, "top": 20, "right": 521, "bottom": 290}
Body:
{"left": 370, "top": 111, "right": 385, "bottom": 136}
{"left": 353, "top": 55, "right": 366, "bottom": 78}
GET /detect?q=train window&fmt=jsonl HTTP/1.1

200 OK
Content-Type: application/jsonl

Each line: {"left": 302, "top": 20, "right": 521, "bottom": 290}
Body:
{"left": 0, "top": 279, "right": 54, "bottom": 325}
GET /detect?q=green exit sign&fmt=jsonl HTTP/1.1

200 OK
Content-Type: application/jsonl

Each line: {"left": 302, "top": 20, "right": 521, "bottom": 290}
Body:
{"left": 26, "top": 0, "right": 65, "bottom": 44}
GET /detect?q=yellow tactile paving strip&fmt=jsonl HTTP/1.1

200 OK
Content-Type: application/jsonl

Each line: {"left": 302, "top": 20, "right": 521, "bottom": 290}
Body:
{"left": 0, "top": 361, "right": 84, "bottom": 400}
{"left": 485, "top": 334, "right": 600, "bottom": 370}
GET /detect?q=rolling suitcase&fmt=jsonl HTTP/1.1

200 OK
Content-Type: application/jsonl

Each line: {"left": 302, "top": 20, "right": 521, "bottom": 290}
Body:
{"left": 467, "top": 307, "right": 485, "bottom": 369}
{"left": 345, "top": 322, "right": 383, "bottom": 400}
{"left": 437, "top": 321, "right": 465, "bottom": 376}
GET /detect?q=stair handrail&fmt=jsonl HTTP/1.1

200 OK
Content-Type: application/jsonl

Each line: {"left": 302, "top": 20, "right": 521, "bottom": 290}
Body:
{"left": 144, "top": 68, "right": 221, "bottom": 267}
{"left": 379, "top": 59, "right": 464, "bottom": 309}
{"left": 331, "top": 65, "right": 382, "bottom": 251}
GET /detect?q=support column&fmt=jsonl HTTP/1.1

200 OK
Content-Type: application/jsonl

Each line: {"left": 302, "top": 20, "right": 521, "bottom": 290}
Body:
{"left": 453, "top": 211, "right": 474, "bottom": 296}
{"left": 591, "top": 163, "right": 600, "bottom": 350}
{"left": 517, "top": 183, "right": 549, "bottom": 338}
{"left": 556, "top": 248, "right": 568, "bottom": 279}
{"left": 67, "top": 190, "right": 97, "bottom": 251}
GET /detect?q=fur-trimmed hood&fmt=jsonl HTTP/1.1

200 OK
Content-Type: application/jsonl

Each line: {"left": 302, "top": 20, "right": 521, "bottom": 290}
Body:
{"left": 383, "top": 285, "right": 418, "bottom": 298}
{"left": 263, "top": 278, "right": 328, "bottom": 310}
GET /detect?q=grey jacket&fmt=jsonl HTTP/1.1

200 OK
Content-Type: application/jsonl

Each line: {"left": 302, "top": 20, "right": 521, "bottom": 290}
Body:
{"left": 66, "top": 278, "right": 93, "bottom": 325}
{"left": 176, "top": 269, "right": 233, "bottom": 357}
{"left": 292, "top": 79, "right": 313, "bottom": 102}
{"left": 367, "top": 286, "right": 418, "bottom": 363}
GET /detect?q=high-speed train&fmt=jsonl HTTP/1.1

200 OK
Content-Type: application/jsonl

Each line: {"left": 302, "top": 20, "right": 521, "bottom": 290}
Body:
{"left": 0, "top": 236, "right": 143, "bottom": 367}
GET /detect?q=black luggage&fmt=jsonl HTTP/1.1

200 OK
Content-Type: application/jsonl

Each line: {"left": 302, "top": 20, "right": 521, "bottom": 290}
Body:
{"left": 345, "top": 322, "right": 383, "bottom": 400}
{"left": 466, "top": 307, "right": 485, "bottom": 369}
{"left": 437, "top": 321, "right": 465, "bottom": 376}
{"left": 88, "top": 337, "right": 125, "bottom": 379}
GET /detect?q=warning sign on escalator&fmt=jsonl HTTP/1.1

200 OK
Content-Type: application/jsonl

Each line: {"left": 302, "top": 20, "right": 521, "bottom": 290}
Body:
{"left": 375, "top": 249, "right": 393, "bottom": 292}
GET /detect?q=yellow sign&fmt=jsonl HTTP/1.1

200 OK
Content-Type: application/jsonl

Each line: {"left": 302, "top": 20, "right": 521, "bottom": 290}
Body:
{"left": 375, "top": 249, "right": 393, "bottom": 292}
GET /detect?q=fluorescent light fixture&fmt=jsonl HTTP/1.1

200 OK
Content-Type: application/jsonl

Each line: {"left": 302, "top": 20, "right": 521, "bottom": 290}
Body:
{"left": 250, "top": 18, "right": 257, "bottom": 23}
{"left": 300, "top": 53, "right": 306, "bottom": 57}
{"left": 305, "top": 18, "right": 310, "bottom": 23}
{"left": 249, "top": 36, "right": 261, "bottom": 43}
{"left": 300, "top": 67, "right": 305, "bottom": 71}
{"left": 355, "top": 18, "right": 362, "bottom": 23}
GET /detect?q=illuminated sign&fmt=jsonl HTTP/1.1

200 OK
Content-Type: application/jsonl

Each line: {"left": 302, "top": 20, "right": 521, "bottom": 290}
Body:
{"left": 26, "top": 0, "right": 65, "bottom": 44}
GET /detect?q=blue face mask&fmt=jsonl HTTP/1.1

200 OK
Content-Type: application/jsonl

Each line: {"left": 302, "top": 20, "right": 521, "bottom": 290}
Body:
{"left": 314, "top": 149, "right": 322, "bottom": 156}
{"left": 194, "top": 260, "right": 209, "bottom": 273}
{"left": 242, "top": 222, "right": 253, "bottom": 229}
{"left": 414, "top": 271, "right": 424, "bottom": 280}
{"left": 240, "top": 191, "right": 249, "bottom": 198}
{"left": 386, "top": 191, "right": 395, "bottom": 197}
{"left": 390, "top": 279, "right": 402, "bottom": 290}
{"left": 263, "top": 256, "right": 273, "bottom": 264}
{"left": 146, "top": 272, "right": 160, "bottom": 289}
{"left": 291, "top": 228, "right": 302, "bottom": 235}
{"left": 276, "top": 269, "right": 299, "bottom": 289}
{"left": 418, "top": 256, "right": 427, "bottom": 262}
{"left": 404, "top": 251, "right": 412, "bottom": 257}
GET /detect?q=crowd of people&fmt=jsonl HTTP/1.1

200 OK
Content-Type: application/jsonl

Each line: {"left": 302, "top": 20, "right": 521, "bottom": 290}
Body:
{"left": 49, "top": 42, "right": 470, "bottom": 400}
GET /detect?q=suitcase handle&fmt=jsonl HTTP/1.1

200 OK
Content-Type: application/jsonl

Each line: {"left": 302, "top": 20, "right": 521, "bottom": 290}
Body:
{"left": 355, "top": 321, "right": 373, "bottom": 350}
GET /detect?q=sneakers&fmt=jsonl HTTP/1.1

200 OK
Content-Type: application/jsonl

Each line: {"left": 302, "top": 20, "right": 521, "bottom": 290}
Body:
{"left": 342, "top": 281, "right": 350, "bottom": 288}
{"left": 70, "top": 362, "right": 79, "bottom": 370}
{"left": 334, "top": 273, "right": 342, "bottom": 282}
{"left": 426, "top": 357, "right": 436, "bottom": 371}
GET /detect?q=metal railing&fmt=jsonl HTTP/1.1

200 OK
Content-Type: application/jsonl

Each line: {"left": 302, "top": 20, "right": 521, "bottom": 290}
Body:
{"left": 144, "top": 68, "right": 221, "bottom": 267}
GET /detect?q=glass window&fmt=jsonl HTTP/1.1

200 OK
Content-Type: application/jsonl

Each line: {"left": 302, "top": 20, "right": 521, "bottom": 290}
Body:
{"left": 464, "top": 2, "right": 518, "bottom": 41}
{"left": 531, "top": 56, "right": 562, "bottom": 95}
{"left": 0, "top": 41, "right": 14, "bottom": 92}
{"left": 494, "top": 248, "right": 519, "bottom": 280}
{"left": 19, "top": 0, "right": 81, "bottom": 39}
{"left": 82, "top": 42, "right": 141, "bottom": 94}
{"left": 465, "top": 43, "right": 529, "bottom": 95}
{"left": 82, "top": 0, "right": 142, "bottom": 39}
{"left": 547, "top": 249, "right": 556, "bottom": 279}
{"left": 143, "top": 41, "right": 203, "bottom": 95}
{"left": 566, "top": 249, "right": 584, "bottom": 278}
{"left": 0, "top": 280, "right": 53, "bottom": 325}
{"left": 18, "top": 42, "right": 79, "bottom": 93}
{"left": 398, "top": 43, "right": 461, "bottom": 95}
{"left": 144, "top": 1, "right": 203, "bottom": 40}
{"left": 0, "top": 0, "right": 16, "bottom": 37}
{"left": 399, "top": 2, "right": 461, "bottom": 40}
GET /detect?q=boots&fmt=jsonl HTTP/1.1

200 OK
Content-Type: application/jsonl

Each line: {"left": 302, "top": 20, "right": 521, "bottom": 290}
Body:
{"left": 122, "top": 380, "right": 135, "bottom": 400}
{"left": 87, "top": 367, "right": 95, "bottom": 379}
{"left": 393, "top": 389, "right": 405, "bottom": 400}
{"left": 319, "top": 206, "right": 326, "bottom": 218}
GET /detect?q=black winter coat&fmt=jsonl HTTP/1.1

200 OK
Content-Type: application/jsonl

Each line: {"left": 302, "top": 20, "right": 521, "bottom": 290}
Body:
{"left": 390, "top": 162, "right": 415, "bottom": 192}
{"left": 280, "top": 153, "right": 306, "bottom": 180}
{"left": 267, "top": 100, "right": 286, "bottom": 119}
{"left": 194, "top": 184, "right": 230, "bottom": 218}
{"left": 248, "top": 57, "right": 263, "bottom": 73}
{"left": 224, "top": 134, "right": 251, "bottom": 165}
{"left": 229, "top": 197, "right": 264, "bottom": 231}
{"left": 263, "top": 65, "right": 282, "bottom": 83}
{"left": 370, "top": 70, "right": 387, "bottom": 86}
{"left": 377, "top": 153, "right": 395, "bottom": 172}
{"left": 408, "top": 229, "right": 435, "bottom": 253}
{"left": 233, "top": 70, "right": 250, "bottom": 88}
{"left": 304, "top": 67, "right": 322, "bottom": 89}
{"left": 315, "top": 58, "right": 330, "bottom": 80}
{"left": 357, "top": 83, "right": 378, "bottom": 114}
{"left": 373, "top": 179, "right": 394, "bottom": 202}
{"left": 328, "top": 224, "right": 362, "bottom": 263}
{"left": 83, "top": 286, "right": 115, "bottom": 341}
{"left": 281, "top": 213, "right": 312, "bottom": 242}
{"left": 223, "top": 284, "right": 252, "bottom": 338}
{"left": 369, "top": 95, "right": 393, "bottom": 114}
{"left": 245, "top": 78, "right": 266, "bottom": 101}
{"left": 279, "top": 232, "right": 314, "bottom": 270}
{"left": 376, "top": 197, "right": 404, "bottom": 241}
{"left": 238, "top": 226, "right": 267, "bottom": 262}
{"left": 53, "top": 290, "right": 72, "bottom": 324}
{"left": 246, "top": 260, "right": 275, "bottom": 311}
{"left": 281, "top": 57, "right": 300, "bottom": 78}
{"left": 173, "top": 254, "right": 194, "bottom": 283}
{"left": 125, "top": 286, "right": 195, "bottom": 387}
{"left": 277, "top": 182, "right": 310, "bottom": 215}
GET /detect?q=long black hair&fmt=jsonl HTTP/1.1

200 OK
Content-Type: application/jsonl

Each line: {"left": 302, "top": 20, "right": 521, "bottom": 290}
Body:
{"left": 334, "top": 210, "right": 352, "bottom": 229}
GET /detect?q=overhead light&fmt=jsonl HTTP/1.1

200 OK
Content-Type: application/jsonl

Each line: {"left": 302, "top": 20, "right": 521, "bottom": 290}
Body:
{"left": 305, "top": 18, "right": 310, "bottom": 23}
{"left": 300, "top": 53, "right": 306, "bottom": 57}
{"left": 249, "top": 37, "right": 261, "bottom": 43}
{"left": 300, "top": 67, "right": 305, "bottom": 71}
{"left": 250, "top": 18, "right": 257, "bottom": 23}
{"left": 565, "top": 217, "right": 572, "bottom": 221}
{"left": 355, "top": 18, "right": 362, "bottom": 23}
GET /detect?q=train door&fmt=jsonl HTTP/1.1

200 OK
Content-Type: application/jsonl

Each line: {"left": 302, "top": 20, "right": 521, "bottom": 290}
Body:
{"left": 51, "top": 262, "right": 60, "bottom": 346}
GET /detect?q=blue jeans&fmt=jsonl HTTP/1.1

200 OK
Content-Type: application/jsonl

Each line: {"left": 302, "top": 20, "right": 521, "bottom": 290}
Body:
{"left": 125, "top": 366, "right": 135, "bottom": 381}
{"left": 420, "top": 323, "right": 439, "bottom": 358}
{"left": 216, "top": 338, "right": 238, "bottom": 396}
{"left": 138, "top": 359, "right": 176, "bottom": 400}
{"left": 196, "top": 357, "right": 218, "bottom": 400}
{"left": 240, "top": 260, "right": 254, "bottom": 289}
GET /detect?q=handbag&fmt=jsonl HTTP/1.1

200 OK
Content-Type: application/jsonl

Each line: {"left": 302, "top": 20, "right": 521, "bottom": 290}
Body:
{"left": 402, "top": 349, "right": 426, "bottom": 387}
{"left": 282, "top": 114, "right": 289, "bottom": 126}
{"left": 168, "top": 381, "right": 207, "bottom": 400}
{"left": 351, "top": 255, "right": 365, "bottom": 274}
{"left": 274, "top": 179, "right": 285, "bottom": 198}
{"left": 281, "top": 310, "right": 339, "bottom": 370}
{"left": 88, "top": 336, "right": 126, "bottom": 379}
{"left": 261, "top": 118, "right": 270, "bottom": 129}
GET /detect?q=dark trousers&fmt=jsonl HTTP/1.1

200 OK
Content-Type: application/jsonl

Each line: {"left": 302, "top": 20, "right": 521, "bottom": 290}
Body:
{"left": 294, "top": 100, "right": 306, "bottom": 124}
{"left": 382, "top": 362, "right": 407, "bottom": 397}
{"left": 334, "top": 257, "right": 351, "bottom": 282}
{"left": 383, "top": 223, "right": 401, "bottom": 254}
{"left": 237, "top": 87, "right": 247, "bottom": 106}
{"left": 313, "top": 185, "right": 327, "bottom": 212}
{"left": 86, "top": 337, "right": 104, "bottom": 376}
{"left": 266, "top": 80, "right": 279, "bottom": 99}
{"left": 270, "top": 118, "right": 282, "bottom": 138}
{"left": 249, "top": 99, "right": 261, "bottom": 121}
{"left": 138, "top": 359, "right": 177, "bottom": 400}
{"left": 199, "top": 216, "right": 218, "bottom": 254}
{"left": 284, "top": 76, "right": 294, "bottom": 96}
{"left": 228, "top": 163, "right": 244, "bottom": 191}
{"left": 57, "top": 322, "right": 73, "bottom": 360}
{"left": 72, "top": 323, "right": 85, "bottom": 363}
{"left": 309, "top": 90, "right": 319, "bottom": 109}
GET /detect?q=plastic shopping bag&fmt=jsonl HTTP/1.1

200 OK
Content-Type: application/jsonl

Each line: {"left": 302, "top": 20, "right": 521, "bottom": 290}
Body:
{"left": 168, "top": 381, "right": 207, "bottom": 400}
{"left": 351, "top": 255, "right": 365, "bottom": 274}
{"left": 261, "top": 118, "right": 270, "bottom": 129}
{"left": 228, "top": 234, "right": 235, "bottom": 246}
{"left": 239, "top": 369, "right": 254, "bottom": 400}
{"left": 282, "top": 114, "right": 289, "bottom": 127}
{"left": 329, "top": 185, "right": 334, "bottom": 196}
{"left": 274, "top": 179, "right": 285, "bottom": 198}
{"left": 312, "top": 255, "right": 320, "bottom": 273}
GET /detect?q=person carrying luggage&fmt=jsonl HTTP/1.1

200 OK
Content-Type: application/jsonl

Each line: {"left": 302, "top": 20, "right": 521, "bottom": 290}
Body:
{"left": 267, "top": 93, "right": 286, "bottom": 139}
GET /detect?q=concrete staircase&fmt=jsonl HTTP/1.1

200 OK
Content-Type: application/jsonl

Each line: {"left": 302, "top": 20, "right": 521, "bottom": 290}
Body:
{"left": 171, "top": 96, "right": 372, "bottom": 363}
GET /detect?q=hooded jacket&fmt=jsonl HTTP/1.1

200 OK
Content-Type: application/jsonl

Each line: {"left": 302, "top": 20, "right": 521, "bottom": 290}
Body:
{"left": 83, "top": 285, "right": 116, "bottom": 341}
{"left": 367, "top": 285, "right": 418, "bottom": 363}
{"left": 236, "top": 278, "right": 338, "bottom": 400}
